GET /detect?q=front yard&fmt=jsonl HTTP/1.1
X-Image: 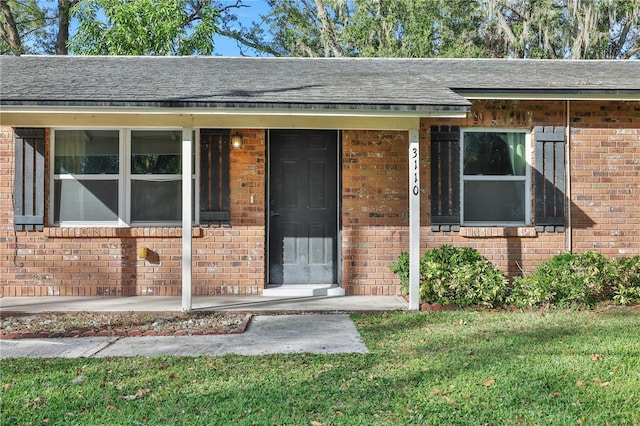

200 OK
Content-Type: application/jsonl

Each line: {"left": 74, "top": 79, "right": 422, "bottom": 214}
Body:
{"left": 2, "top": 309, "right": 639, "bottom": 425}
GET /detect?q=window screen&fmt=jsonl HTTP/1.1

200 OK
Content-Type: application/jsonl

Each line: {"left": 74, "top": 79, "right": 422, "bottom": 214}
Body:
{"left": 462, "top": 131, "right": 528, "bottom": 224}
{"left": 53, "top": 130, "right": 120, "bottom": 223}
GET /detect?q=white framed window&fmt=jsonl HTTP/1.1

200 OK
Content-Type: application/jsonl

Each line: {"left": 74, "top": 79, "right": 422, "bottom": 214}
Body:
{"left": 52, "top": 129, "right": 123, "bottom": 226}
{"left": 51, "top": 128, "right": 197, "bottom": 227}
{"left": 461, "top": 129, "right": 531, "bottom": 226}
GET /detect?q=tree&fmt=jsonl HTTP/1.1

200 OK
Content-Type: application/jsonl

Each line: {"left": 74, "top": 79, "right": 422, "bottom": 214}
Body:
{"left": 227, "top": 0, "right": 639, "bottom": 59}
{"left": 0, "top": 0, "right": 77, "bottom": 55}
{"left": 224, "top": 0, "right": 486, "bottom": 57}
{"left": 68, "top": 0, "right": 221, "bottom": 55}
{"left": 218, "top": 0, "right": 348, "bottom": 57}
{"left": 56, "top": 0, "right": 78, "bottom": 54}
{"left": 0, "top": 0, "right": 23, "bottom": 55}
{"left": 480, "top": 0, "right": 640, "bottom": 59}
{"left": 1, "top": 0, "right": 244, "bottom": 56}
{"left": 2, "top": 0, "right": 638, "bottom": 58}
{"left": 344, "top": 0, "right": 486, "bottom": 57}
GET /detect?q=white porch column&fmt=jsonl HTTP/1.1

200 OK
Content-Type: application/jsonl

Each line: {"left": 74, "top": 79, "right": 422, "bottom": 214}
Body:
{"left": 182, "top": 128, "right": 193, "bottom": 312}
{"left": 408, "top": 129, "right": 420, "bottom": 311}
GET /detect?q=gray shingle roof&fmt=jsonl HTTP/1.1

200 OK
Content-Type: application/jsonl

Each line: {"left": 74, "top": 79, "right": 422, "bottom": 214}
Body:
{"left": 1, "top": 56, "right": 639, "bottom": 113}
{"left": 427, "top": 58, "right": 640, "bottom": 95}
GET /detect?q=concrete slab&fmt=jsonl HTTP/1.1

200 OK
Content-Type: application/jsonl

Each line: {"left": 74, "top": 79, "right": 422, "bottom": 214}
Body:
{"left": 0, "top": 314, "right": 368, "bottom": 358}
{"left": 0, "top": 337, "right": 115, "bottom": 358}
{"left": 262, "top": 284, "right": 346, "bottom": 297}
{"left": 96, "top": 314, "right": 367, "bottom": 357}
{"left": 0, "top": 295, "right": 407, "bottom": 314}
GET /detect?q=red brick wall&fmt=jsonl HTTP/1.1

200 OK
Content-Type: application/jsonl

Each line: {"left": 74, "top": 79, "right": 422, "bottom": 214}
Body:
{"left": 193, "top": 129, "right": 266, "bottom": 295}
{"left": 0, "top": 128, "right": 265, "bottom": 297}
{"left": 341, "top": 100, "right": 638, "bottom": 294}
{"left": 341, "top": 130, "right": 409, "bottom": 295}
{"left": 420, "top": 100, "right": 570, "bottom": 279}
{"left": 570, "top": 101, "right": 640, "bottom": 257}
{"left": 2, "top": 100, "right": 639, "bottom": 297}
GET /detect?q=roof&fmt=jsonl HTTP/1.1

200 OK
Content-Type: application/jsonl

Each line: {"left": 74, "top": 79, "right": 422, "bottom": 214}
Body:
{"left": 0, "top": 56, "right": 468, "bottom": 113}
{"left": 1, "top": 56, "right": 639, "bottom": 114}
{"left": 427, "top": 58, "right": 640, "bottom": 96}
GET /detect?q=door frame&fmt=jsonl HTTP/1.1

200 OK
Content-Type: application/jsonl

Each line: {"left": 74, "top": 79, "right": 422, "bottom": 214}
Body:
{"left": 265, "top": 129, "right": 342, "bottom": 287}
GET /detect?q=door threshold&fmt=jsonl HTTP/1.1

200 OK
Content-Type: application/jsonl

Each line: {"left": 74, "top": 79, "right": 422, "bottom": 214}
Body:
{"left": 263, "top": 284, "right": 345, "bottom": 297}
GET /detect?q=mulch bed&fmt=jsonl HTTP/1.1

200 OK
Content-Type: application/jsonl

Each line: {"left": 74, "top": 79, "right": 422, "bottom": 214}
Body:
{"left": 0, "top": 311, "right": 252, "bottom": 339}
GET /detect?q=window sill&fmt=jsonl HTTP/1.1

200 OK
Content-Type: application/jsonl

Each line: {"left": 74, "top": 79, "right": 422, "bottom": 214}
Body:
{"left": 44, "top": 227, "right": 203, "bottom": 238}
{"left": 460, "top": 227, "right": 538, "bottom": 238}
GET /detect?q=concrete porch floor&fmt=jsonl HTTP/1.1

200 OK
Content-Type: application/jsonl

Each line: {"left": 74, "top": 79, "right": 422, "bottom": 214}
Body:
{"left": 0, "top": 295, "right": 408, "bottom": 314}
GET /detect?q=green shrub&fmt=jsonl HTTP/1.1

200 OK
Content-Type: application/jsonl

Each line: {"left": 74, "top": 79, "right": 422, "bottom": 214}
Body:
{"left": 389, "top": 252, "right": 410, "bottom": 293}
{"left": 390, "top": 245, "right": 507, "bottom": 308}
{"left": 611, "top": 256, "right": 640, "bottom": 305}
{"left": 392, "top": 248, "right": 640, "bottom": 310}
{"left": 508, "top": 251, "right": 614, "bottom": 308}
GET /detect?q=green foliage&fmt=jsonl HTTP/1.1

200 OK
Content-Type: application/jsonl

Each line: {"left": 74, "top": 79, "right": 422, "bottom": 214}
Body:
{"left": 3, "top": 0, "right": 640, "bottom": 58}
{"left": 245, "top": 0, "right": 487, "bottom": 57}
{"left": 237, "top": 0, "right": 639, "bottom": 59}
{"left": 610, "top": 256, "right": 640, "bottom": 305}
{"left": 419, "top": 245, "right": 507, "bottom": 308}
{"left": 0, "top": 0, "right": 53, "bottom": 55}
{"left": 508, "top": 251, "right": 614, "bottom": 308}
{"left": 389, "top": 251, "right": 410, "bottom": 292}
{"left": 392, "top": 248, "right": 640, "bottom": 310}
{"left": 480, "top": 0, "right": 640, "bottom": 59}
{"left": 69, "top": 0, "right": 220, "bottom": 55}
{"left": 390, "top": 245, "right": 507, "bottom": 308}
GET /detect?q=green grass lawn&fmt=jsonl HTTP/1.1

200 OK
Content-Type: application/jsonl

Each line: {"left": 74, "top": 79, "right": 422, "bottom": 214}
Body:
{"left": 2, "top": 310, "right": 639, "bottom": 425}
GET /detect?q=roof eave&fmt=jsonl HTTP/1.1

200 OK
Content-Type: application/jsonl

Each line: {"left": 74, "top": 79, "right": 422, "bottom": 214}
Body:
{"left": 0, "top": 101, "right": 471, "bottom": 118}
{"left": 456, "top": 89, "right": 640, "bottom": 101}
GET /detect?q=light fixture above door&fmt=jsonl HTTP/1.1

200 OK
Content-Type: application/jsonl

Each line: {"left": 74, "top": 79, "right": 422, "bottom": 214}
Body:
{"left": 231, "top": 133, "right": 243, "bottom": 149}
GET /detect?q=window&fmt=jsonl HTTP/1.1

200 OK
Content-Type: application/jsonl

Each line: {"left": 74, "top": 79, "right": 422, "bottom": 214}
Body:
{"left": 431, "top": 126, "right": 565, "bottom": 231}
{"left": 52, "top": 129, "right": 196, "bottom": 226}
{"left": 130, "top": 130, "right": 184, "bottom": 224}
{"left": 53, "top": 130, "right": 121, "bottom": 224}
{"left": 461, "top": 130, "right": 530, "bottom": 225}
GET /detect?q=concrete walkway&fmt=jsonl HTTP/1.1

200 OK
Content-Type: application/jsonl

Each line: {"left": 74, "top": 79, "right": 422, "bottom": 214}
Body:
{"left": 1, "top": 314, "right": 368, "bottom": 358}
{"left": 0, "top": 295, "right": 407, "bottom": 358}
{"left": 0, "top": 295, "right": 407, "bottom": 314}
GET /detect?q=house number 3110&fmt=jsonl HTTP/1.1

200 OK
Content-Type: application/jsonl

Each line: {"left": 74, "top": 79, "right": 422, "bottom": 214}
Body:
{"left": 412, "top": 147, "right": 419, "bottom": 196}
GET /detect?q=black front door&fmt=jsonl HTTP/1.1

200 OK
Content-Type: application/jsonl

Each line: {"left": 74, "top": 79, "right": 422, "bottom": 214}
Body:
{"left": 268, "top": 130, "right": 338, "bottom": 285}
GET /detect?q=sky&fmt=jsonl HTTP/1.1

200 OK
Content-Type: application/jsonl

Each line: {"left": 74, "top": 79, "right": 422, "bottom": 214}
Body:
{"left": 213, "top": 0, "right": 271, "bottom": 56}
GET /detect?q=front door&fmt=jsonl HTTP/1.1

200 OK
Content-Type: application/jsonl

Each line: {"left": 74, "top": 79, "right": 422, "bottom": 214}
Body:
{"left": 268, "top": 130, "right": 338, "bottom": 285}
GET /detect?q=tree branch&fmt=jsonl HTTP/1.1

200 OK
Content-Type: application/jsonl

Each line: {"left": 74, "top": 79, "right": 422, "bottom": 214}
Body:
{"left": 0, "top": 0, "right": 24, "bottom": 55}
{"left": 56, "top": 0, "right": 74, "bottom": 55}
{"left": 622, "top": 44, "right": 640, "bottom": 59}
{"left": 185, "top": 0, "right": 205, "bottom": 24}
{"left": 217, "top": 29, "right": 281, "bottom": 56}
{"left": 313, "top": 0, "right": 343, "bottom": 56}
{"left": 610, "top": 20, "right": 632, "bottom": 59}
{"left": 296, "top": 39, "right": 319, "bottom": 57}
{"left": 218, "top": 0, "right": 247, "bottom": 15}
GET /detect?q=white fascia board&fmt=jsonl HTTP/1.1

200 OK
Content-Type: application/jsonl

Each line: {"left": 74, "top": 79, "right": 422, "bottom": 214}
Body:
{"left": 459, "top": 92, "right": 640, "bottom": 102}
{"left": 0, "top": 105, "right": 469, "bottom": 119}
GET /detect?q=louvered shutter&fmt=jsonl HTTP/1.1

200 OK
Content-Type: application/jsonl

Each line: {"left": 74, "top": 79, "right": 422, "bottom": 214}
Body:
{"left": 14, "top": 128, "right": 45, "bottom": 231}
{"left": 430, "top": 125, "right": 461, "bottom": 231}
{"left": 200, "top": 130, "right": 231, "bottom": 226}
{"left": 534, "top": 126, "right": 566, "bottom": 232}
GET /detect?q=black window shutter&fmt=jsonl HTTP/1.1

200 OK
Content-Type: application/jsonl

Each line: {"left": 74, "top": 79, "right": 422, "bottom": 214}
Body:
{"left": 534, "top": 126, "right": 565, "bottom": 232}
{"left": 430, "top": 125, "right": 460, "bottom": 231}
{"left": 14, "top": 128, "right": 46, "bottom": 231}
{"left": 200, "top": 130, "right": 231, "bottom": 226}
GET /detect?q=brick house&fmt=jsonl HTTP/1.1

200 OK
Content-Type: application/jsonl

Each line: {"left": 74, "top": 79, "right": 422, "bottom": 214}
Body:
{"left": 1, "top": 56, "right": 638, "bottom": 309}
